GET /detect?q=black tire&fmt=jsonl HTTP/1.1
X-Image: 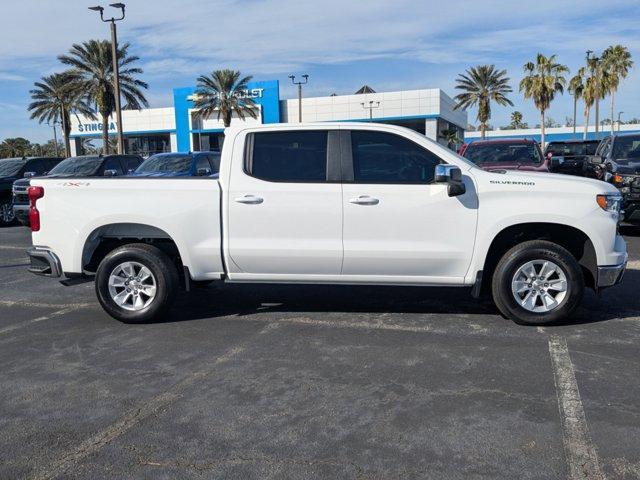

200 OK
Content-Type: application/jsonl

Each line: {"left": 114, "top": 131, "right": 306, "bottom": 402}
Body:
{"left": 95, "top": 243, "right": 179, "bottom": 323}
{"left": 491, "top": 240, "right": 584, "bottom": 325}
{"left": 0, "top": 200, "right": 16, "bottom": 226}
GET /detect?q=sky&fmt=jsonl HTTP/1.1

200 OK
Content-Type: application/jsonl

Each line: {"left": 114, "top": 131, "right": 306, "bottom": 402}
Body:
{"left": 0, "top": 0, "right": 639, "bottom": 143}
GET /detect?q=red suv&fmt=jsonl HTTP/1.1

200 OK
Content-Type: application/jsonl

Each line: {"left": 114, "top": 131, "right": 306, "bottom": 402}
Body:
{"left": 460, "top": 139, "right": 549, "bottom": 172}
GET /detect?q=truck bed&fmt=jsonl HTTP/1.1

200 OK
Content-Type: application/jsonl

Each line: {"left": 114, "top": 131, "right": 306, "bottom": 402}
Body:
{"left": 30, "top": 177, "right": 223, "bottom": 280}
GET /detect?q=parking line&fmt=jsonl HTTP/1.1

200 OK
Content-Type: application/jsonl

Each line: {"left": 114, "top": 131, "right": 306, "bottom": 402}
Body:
{"left": 548, "top": 335, "right": 604, "bottom": 480}
{"left": 0, "top": 306, "right": 79, "bottom": 336}
{"left": 28, "top": 323, "right": 280, "bottom": 480}
{"left": 0, "top": 300, "right": 94, "bottom": 309}
{"left": 0, "top": 245, "right": 27, "bottom": 250}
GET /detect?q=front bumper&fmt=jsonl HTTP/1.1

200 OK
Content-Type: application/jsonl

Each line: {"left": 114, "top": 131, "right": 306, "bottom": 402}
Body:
{"left": 13, "top": 204, "right": 29, "bottom": 224}
{"left": 597, "top": 262, "right": 626, "bottom": 289}
{"left": 27, "top": 247, "right": 62, "bottom": 277}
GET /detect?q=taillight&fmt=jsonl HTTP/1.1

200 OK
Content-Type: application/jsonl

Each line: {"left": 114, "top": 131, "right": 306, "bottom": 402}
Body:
{"left": 28, "top": 186, "right": 44, "bottom": 232}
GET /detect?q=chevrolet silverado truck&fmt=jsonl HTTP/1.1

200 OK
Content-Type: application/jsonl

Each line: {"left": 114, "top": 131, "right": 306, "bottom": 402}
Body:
{"left": 25, "top": 123, "right": 627, "bottom": 325}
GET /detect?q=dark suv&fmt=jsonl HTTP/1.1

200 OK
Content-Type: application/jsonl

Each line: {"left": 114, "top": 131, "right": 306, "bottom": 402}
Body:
{"left": 587, "top": 134, "right": 640, "bottom": 223}
{"left": 12, "top": 154, "right": 142, "bottom": 226}
{"left": 1, "top": 157, "right": 62, "bottom": 225}
{"left": 544, "top": 139, "right": 600, "bottom": 176}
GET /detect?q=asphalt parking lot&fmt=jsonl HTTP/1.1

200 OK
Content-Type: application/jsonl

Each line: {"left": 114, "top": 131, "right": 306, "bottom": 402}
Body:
{"left": 1, "top": 225, "right": 640, "bottom": 480}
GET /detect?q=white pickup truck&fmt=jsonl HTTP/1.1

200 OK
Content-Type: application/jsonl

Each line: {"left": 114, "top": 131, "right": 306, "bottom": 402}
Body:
{"left": 26, "top": 123, "right": 627, "bottom": 325}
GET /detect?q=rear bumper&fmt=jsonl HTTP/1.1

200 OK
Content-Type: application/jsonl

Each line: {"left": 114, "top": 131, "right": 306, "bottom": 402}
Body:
{"left": 596, "top": 262, "right": 626, "bottom": 289}
{"left": 27, "top": 247, "right": 62, "bottom": 277}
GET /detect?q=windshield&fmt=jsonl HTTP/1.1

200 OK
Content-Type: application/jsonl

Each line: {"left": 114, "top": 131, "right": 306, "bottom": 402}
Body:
{"left": 135, "top": 154, "right": 193, "bottom": 174}
{"left": 546, "top": 142, "right": 598, "bottom": 156}
{"left": 0, "top": 158, "right": 26, "bottom": 177}
{"left": 612, "top": 136, "right": 640, "bottom": 162}
{"left": 48, "top": 157, "right": 102, "bottom": 176}
{"left": 463, "top": 143, "right": 541, "bottom": 165}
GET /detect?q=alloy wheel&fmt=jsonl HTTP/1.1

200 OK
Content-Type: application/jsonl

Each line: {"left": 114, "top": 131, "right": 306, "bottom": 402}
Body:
{"left": 511, "top": 259, "right": 568, "bottom": 313}
{"left": 107, "top": 261, "right": 157, "bottom": 311}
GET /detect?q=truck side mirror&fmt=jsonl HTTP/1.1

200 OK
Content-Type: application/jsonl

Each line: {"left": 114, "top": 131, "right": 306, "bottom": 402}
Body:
{"left": 103, "top": 169, "right": 118, "bottom": 177}
{"left": 197, "top": 167, "right": 211, "bottom": 176}
{"left": 23, "top": 171, "right": 36, "bottom": 178}
{"left": 435, "top": 164, "right": 466, "bottom": 197}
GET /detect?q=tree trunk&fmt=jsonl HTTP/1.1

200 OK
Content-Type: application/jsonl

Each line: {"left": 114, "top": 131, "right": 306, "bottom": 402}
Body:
{"left": 584, "top": 107, "right": 590, "bottom": 140}
{"left": 480, "top": 123, "right": 486, "bottom": 140}
{"left": 540, "top": 110, "right": 545, "bottom": 150}
{"left": 61, "top": 107, "right": 71, "bottom": 158}
{"left": 572, "top": 97, "right": 577, "bottom": 139}
{"left": 101, "top": 111, "right": 110, "bottom": 155}
{"left": 595, "top": 99, "right": 599, "bottom": 134}
{"left": 610, "top": 91, "right": 615, "bottom": 135}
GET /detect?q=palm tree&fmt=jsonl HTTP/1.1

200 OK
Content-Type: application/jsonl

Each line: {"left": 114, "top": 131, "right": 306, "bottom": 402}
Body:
{"left": 59, "top": 39, "right": 148, "bottom": 154}
{"left": 453, "top": 65, "right": 513, "bottom": 140}
{"left": 509, "top": 111, "right": 527, "bottom": 129}
{"left": 586, "top": 56, "right": 610, "bottom": 136}
{"left": 28, "top": 72, "right": 94, "bottom": 157}
{"left": 568, "top": 68, "right": 586, "bottom": 139}
{"left": 192, "top": 69, "right": 258, "bottom": 128}
{"left": 519, "top": 53, "right": 568, "bottom": 148}
{"left": 582, "top": 75, "right": 596, "bottom": 140}
{"left": 0, "top": 138, "right": 32, "bottom": 158}
{"left": 441, "top": 128, "right": 460, "bottom": 149}
{"left": 602, "top": 45, "right": 633, "bottom": 135}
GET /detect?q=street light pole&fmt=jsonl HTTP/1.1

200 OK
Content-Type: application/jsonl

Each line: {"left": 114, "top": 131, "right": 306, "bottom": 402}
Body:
{"left": 46, "top": 121, "right": 60, "bottom": 157}
{"left": 361, "top": 101, "right": 380, "bottom": 120}
{"left": 89, "top": 3, "right": 126, "bottom": 154}
{"left": 618, "top": 111, "right": 624, "bottom": 133}
{"left": 289, "top": 74, "right": 309, "bottom": 123}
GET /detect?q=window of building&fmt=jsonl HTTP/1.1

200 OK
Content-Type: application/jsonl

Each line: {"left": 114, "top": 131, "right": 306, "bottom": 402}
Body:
{"left": 247, "top": 131, "right": 328, "bottom": 182}
{"left": 350, "top": 130, "right": 441, "bottom": 184}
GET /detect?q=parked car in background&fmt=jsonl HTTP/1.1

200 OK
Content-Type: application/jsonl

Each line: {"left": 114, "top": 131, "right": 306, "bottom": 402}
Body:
{"left": 12, "top": 154, "right": 142, "bottom": 226}
{"left": 0, "top": 157, "right": 62, "bottom": 226}
{"left": 544, "top": 139, "right": 600, "bottom": 176}
{"left": 589, "top": 133, "right": 640, "bottom": 224}
{"left": 132, "top": 152, "right": 221, "bottom": 177}
{"left": 460, "top": 139, "right": 549, "bottom": 172}
{"left": 26, "top": 123, "right": 626, "bottom": 326}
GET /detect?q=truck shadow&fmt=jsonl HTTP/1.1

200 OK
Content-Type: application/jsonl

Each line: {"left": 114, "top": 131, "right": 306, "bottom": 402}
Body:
{"left": 160, "top": 269, "right": 640, "bottom": 327}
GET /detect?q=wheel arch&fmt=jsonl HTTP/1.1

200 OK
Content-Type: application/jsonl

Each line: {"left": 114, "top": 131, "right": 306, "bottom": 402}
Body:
{"left": 480, "top": 222, "right": 597, "bottom": 293}
{"left": 81, "top": 222, "right": 184, "bottom": 274}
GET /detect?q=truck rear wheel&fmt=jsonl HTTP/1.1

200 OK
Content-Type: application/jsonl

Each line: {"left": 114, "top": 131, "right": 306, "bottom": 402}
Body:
{"left": 95, "top": 243, "right": 179, "bottom": 323}
{"left": 491, "top": 240, "right": 584, "bottom": 325}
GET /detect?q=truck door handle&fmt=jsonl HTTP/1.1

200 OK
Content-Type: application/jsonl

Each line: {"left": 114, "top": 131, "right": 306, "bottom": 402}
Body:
{"left": 235, "top": 195, "right": 264, "bottom": 204}
{"left": 349, "top": 195, "right": 379, "bottom": 205}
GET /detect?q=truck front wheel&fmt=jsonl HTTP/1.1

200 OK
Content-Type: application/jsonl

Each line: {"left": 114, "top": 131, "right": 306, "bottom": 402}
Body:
{"left": 491, "top": 240, "right": 584, "bottom": 325}
{"left": 95, "top": 243, "right": 179, "bottom": 323}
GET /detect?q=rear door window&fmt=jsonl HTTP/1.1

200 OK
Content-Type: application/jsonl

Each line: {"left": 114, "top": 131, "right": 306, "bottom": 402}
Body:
{"left": 103, "top": 158, "right": 125, "bottom": 176}
{"left": 122, "top": 156, "right": 142, "bottom": 173}
{"left": 246, "top": 131, "right": 328, "bottom": 182}
{"left": 26, "top": 159, "right": 47, "bottom": 175}
{"left": 196, "top": 155, "right": 212, "bottom": 175}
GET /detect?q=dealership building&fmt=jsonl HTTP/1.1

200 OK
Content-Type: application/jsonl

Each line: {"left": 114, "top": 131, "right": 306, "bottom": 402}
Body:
{"left": 464, "top": 124, "right": 640, "bottom": 144}
{"left": 68, "top": 80, "right": 467, "bottom": 156}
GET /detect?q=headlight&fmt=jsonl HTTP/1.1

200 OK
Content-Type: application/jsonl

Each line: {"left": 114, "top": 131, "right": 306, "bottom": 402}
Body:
{"left": 596, "top": 193, "right": 622, "bottom": 213}
{"left": 612, "top": 173, "right": 635, "bottom": 186}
